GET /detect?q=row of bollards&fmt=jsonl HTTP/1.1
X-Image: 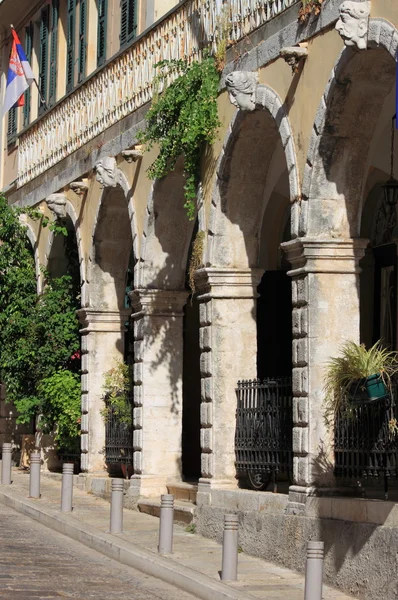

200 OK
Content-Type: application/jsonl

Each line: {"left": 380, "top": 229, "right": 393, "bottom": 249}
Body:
{"left": 1, "top": 443, "right": 325, "bottom": 597}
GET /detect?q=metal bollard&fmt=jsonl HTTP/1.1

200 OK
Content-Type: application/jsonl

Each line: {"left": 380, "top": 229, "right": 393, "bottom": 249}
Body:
{"left": 110, "top": 479, "right": 124, "bottom": 534}
{"left": 158, "top": 494, "right": 174, "bottom": 554}
{"left": 61, "top": 462, "right": 74, "bottom": 512}
{"left": 1, "top": 443, "right": 12, "bottom": 485}
{"left": 221, "top": 514, "right": 239, "bottom": 581}
{"left": 304, "top": 541, "right": 324, "bottom": 600}
{"left": 29, "top": 451, "right": 41, "bottom": 498}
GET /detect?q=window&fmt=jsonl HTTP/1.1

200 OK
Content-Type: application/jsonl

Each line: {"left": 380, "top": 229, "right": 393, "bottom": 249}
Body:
{"left": 7, "top": 107, "right": 17, "bottom": 146}
{"left": 78, "top": 0, "right": 87, "bottom": 82}
{"left": 23, "top": 23, "right": 33, "bottom": 127}
{"left": 120, "top": 0, "right": 137, "bottom": 47}
{"left": 97, "top": 0, "right": 107, "bottom": 67}
{"left": 66, "top": 0, "right": 76, "bottom": 92}
{"left": 38, "top": 5, "right": 49, "bottom": 115}
{"left": 49, "top": 0, "right": 59, "bottom": 107}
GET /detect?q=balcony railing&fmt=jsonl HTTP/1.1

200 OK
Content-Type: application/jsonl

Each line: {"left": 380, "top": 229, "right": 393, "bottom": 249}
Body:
{"left": 17, "top": 0, "right": 298, "bottom": 188}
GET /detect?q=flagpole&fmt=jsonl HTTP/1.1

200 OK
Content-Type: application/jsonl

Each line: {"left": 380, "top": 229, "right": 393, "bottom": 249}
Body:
{"left": 10, "top": 24, "right": 48, "bottom": 111}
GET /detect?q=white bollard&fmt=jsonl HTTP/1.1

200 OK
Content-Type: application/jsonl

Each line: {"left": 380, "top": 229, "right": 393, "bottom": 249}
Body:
{"left": 304, "top": 541, "right": 324, "bottom": 600}
{"left": 110, "top": 479, "right": 124, "bottom": 534}
{"left": 1, "top": 443, "right": 12, "bottom": 485}
{"left": 29, "top": 451, "right": 41, "bottom": 498}
{"left": 61, "top": 462, "right": 74, "bottom": 512}
{"left": 158, "top": 494, "right": 174, "bottom": 554}
{"left": 221, "top": 514, "right": 239, "bottom": 581}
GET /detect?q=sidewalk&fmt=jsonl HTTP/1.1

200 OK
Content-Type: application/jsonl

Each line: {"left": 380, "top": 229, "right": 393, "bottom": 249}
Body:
{"left": 0, "top": 471, "right": 354, "bottom": 600}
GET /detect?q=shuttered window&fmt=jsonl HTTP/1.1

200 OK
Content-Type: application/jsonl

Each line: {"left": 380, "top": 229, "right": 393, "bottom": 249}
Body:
{"left": 39, "top": 6, "right": 50, "bottom": 114}
{"left": 97, "top": 0, "right": 107, "bottom": 67}
{"left": 66, "top": 0, "right": 76, "bottom": 92}
{"left": 78, "top": 0, "right": 87, "bottom": 82}
{"left": 7, "top": 107, "right": 17, "bottom": 146}
{"left": 120, "top": 0, "right": 137, "bottom": 48}
{"left": 23, "top": 23, "right": 33, "bottom": 127}
{"left": 49, "top": 0, "right": 59, "bottom": 107}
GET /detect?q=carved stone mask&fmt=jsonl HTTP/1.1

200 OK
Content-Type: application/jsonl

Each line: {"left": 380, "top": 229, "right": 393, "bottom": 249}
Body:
{"left": 46, "top": 194, "right": 67, "bottom": 219}
{"left": 335, "top": 1, "right": 370, "bottom": 51}
{"left": 225, "top": 71, "right": 258, "bottom": 112}
{"left": 94, "top": 157, "right": 118, "bottom": 188}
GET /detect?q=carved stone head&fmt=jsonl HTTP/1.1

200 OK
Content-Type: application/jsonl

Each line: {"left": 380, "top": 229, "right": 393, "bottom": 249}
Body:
{"left": 94, "top": 157, "right": 118, "bottom": 188}
{"left": 335, "top": 1, "right": 370, "bottom": 51}
{"left": 46, "top": 193, "right": 67, "bottom": 219}
{"left": 225, "top": 71, "right": 258, "bottom": 112}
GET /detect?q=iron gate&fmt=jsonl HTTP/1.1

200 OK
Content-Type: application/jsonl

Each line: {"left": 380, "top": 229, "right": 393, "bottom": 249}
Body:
{"left": 235, "top": 377, "right": 293, "bottom": 490}
{"left": 334, "top": 393, "right": 398, "bottom": 499}
{"left": 104, "top": 397, "right": 133, "bottom": 466}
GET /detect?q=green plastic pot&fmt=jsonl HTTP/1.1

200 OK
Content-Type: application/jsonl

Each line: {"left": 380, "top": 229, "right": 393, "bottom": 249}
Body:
{"left": 365, "top": 373, "right": 387, "bottom": 400}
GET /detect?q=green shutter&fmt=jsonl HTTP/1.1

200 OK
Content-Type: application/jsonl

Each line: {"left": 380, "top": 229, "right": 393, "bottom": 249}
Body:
{"left": 97, "top": 0, "right": 107, "bottom": 67}
{"left": 7, "top": 107, "right": 17, "bottom": 145}
{"left": 78, "top": 0, "right": 87, "bottom": 82}
{"left": 66, "top": 0, "right": 76, "bottom": 92}
{"left": 120, "top": 0, "right": 137, "bottom": 47}
{"left": 39, "top": 6, "right": 49, "bottom": 114}
{"left": 49, "top": 0, "right": 59, "bottom": 107}
{"left": 23, "top": 24, "right": 33, "bottom": 127}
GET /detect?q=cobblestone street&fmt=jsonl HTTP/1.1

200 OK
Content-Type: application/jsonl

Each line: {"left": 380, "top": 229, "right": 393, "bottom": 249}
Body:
{"left": 0, "top": 503, "right": 197, "bottom": 600}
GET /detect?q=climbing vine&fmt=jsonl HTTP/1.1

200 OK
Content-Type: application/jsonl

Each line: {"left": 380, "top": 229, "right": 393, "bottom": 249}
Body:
{"left": 138, "top": 57, "right": 221, "bottom": 219}
{"left": 298, "top": 0, "right": 324, "bottom": 22}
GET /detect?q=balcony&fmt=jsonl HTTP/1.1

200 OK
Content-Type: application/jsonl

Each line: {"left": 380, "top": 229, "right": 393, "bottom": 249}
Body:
{"left": 17, "top": 0, "right": 298, "bottom": 188}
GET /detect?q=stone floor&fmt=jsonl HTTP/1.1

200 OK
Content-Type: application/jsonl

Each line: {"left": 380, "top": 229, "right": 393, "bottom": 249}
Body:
{"left": 2, "top": 472, "right": 356, "bottom": 600}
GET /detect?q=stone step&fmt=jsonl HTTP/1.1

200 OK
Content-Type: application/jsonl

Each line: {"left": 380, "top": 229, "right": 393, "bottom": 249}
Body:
{"left": 166, "top": 481, "right": 198, "bottom": 504}
{"left": 138, "top": 499, "right": 196, "bottom": 525}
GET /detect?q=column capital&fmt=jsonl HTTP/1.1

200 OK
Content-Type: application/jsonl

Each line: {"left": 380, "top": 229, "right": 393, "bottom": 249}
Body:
{"left": 195, "top": 268, "right": 263, "bottom": 300}
{"left": 77, "top": 308, "right": 131, "bottom": 332}
{"left": 129, "top": 289, "right": 189, "bottom": 318}
{"left": 281, "top": 238, "right": 369, "bottom": 276}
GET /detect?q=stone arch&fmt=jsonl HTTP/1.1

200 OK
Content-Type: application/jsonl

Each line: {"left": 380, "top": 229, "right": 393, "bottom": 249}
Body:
{"left": 302, "top": 19, "right": 398, "bottom": 238}
{"left": 137, "top": 159, "right": 197, "bottom": 290}
{"left": 206, "top": 83, "right": 299, "bottom": 267}
{"left": 89, "top": 169, "right": 137, "bottom": 310}
{"left": 22, "top": 220, "right": 42, "bottom": 294}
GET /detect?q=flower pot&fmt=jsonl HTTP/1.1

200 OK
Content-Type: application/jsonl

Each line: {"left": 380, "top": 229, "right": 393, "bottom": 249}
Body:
{"left": 365, "top": 373, "right": 387, "bottom": 400}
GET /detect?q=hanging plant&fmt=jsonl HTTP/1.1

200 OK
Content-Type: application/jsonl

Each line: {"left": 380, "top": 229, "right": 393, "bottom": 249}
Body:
{"left": 138, "top": 56, "right": 221, "bottom": 220}
{"left": 298, "top": 0, "right": 324, "bottom": 22}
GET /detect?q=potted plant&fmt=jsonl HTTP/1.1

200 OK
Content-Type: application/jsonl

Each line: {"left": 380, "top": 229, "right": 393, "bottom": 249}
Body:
{"left": 324, "top": 340, "right": 398, "bottom": 416}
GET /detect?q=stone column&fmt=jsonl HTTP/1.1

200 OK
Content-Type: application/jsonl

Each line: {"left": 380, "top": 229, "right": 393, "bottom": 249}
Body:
{"left": 129, "top": 289, "right": 188, "bottom": 498}
{"left": 78, "top": 308, "right": 130, "bottom": 473}
{"left": 195, "top": 268, "right": 262, "bottom": 488}
{"left": 281, "top": 238, "right": 368, "bottom": 492}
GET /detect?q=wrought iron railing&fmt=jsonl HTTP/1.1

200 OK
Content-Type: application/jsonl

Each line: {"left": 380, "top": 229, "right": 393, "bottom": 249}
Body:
{"left": 334, "top": 391, "right": 398, "bottom": 500}
{"left": 104, "top": 399, "right": 133, "bottom": 468}
{"left": 17, "top": 0, "right": 299, "bottom": 187}
{"left": 235, "top": 377, "right": 293, "bottom": 490}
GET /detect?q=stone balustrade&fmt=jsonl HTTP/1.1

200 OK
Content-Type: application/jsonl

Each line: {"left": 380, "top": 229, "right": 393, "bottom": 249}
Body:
{"left": 17, "top": 0, "right": 298, "bottom": 188}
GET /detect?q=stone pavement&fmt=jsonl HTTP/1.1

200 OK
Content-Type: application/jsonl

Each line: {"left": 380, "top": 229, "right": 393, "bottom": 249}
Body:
{"left": 0, "top": 472, "right": 355, "bottom": 600}
{"left": 0, "top": 503, "right": 198, "bottom": 600}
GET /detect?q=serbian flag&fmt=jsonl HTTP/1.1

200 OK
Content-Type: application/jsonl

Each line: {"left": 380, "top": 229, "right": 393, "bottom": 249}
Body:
{"left": 2, "top": 28, "right": 34, "bottom": 117}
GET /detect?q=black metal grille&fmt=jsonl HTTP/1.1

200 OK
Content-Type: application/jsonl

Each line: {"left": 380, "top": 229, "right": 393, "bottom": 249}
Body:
{"left": 334, "top": 391, "right": 398, "bottom": 499}
{"left": 235, "top": 378, "right": 293, "bottom": 487}
{"left": 104, "top": 399, "right": 133, "bottom": 465}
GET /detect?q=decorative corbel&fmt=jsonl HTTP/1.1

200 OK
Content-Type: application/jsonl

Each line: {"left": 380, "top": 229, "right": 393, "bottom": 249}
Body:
{"left": 280, "top": 44, "right": 308, "bottom": 74}
{"left": 70, "top": 178, "right": 89, "bottom": 197}
{"left": 46, "top": 193, "right": 67, "bottom": 219}
{"left": 122, "top": 145, "right": 144, "bottom": 163}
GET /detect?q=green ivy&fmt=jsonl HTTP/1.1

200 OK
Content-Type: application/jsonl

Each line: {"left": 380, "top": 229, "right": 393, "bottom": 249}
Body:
{"left": 0, "top": 194, "right": 81, "bottom": 449}
{"left": 138, "top": 57, "right": 221, "bottom": 219}
{"left": 101, "top": 361, "right": 132, "bottom": 426}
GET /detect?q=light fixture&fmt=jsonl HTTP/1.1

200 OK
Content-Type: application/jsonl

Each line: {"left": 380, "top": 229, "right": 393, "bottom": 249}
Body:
{"left": 382, "top": 114, "right": 398, "bottom": 206}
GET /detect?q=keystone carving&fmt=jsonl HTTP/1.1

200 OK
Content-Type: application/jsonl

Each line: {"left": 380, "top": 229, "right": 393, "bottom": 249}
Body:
{"left": 280, "top": 45, "right": 308, "bottom": 74}
{"left": 335, "top": 1, "right": 370, "bottom": 51}
{"left": 225, "top": 71, "right": 259, "bottom": 112}
{"left": 70, "top": 179, "right": 89, "bottom": 196}
{"left": 122, "top": 147, "right": 143, "bottom": 163}
{"left": 94, "top": 157, "right": 122, "bottom": 188}
{"left": 46, "top": 193, "right": 67, "bottom": 219}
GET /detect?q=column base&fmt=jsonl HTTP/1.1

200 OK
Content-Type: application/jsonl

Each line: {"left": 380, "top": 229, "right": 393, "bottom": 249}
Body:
{"left": 128, "top": 475, "right": 168, "bottom": 499}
